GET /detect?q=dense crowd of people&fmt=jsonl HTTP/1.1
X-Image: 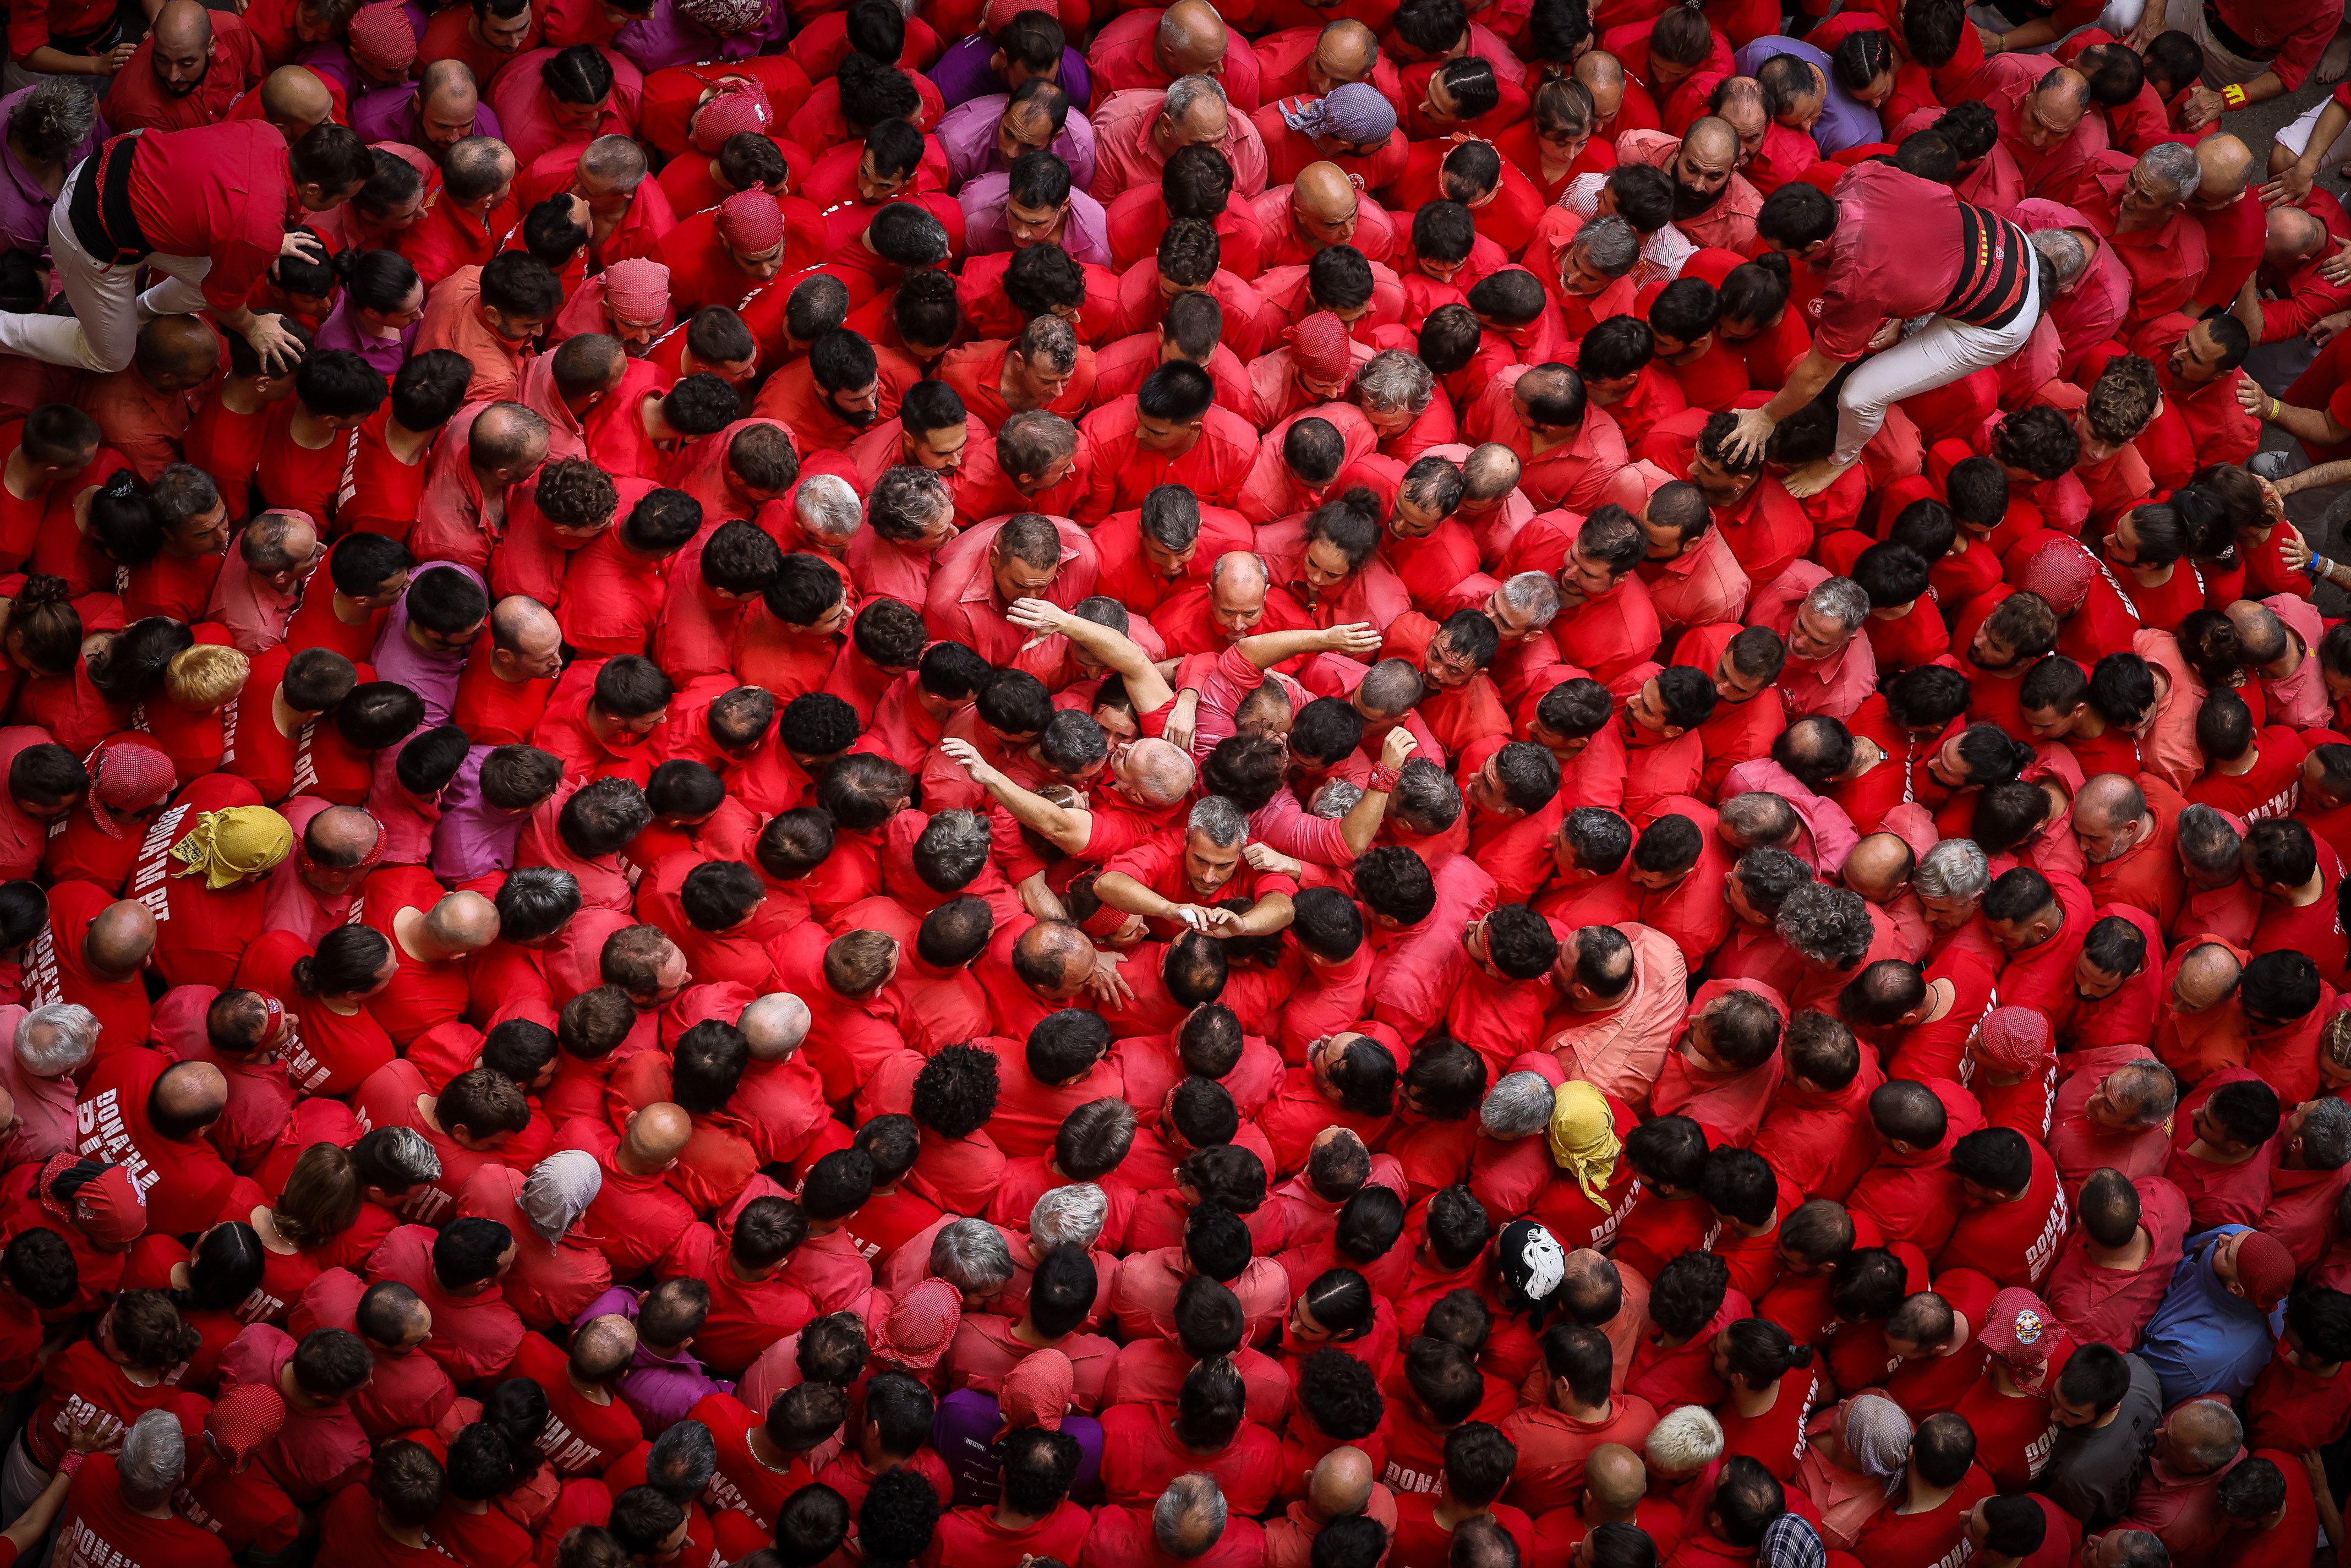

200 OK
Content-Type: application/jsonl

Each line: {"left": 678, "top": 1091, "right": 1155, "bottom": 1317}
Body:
{"left": 0, "top": 0, "right": 2341, "bottom": 1566}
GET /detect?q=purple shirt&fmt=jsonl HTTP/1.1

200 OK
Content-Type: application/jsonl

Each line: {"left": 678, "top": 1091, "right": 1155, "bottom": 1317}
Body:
{"left": 935, "top": 93, "right": 1095, "bottom": 195}
{"left": 958, "top": 173, "right": 1111, "bottom": 266}
{"left": 351, "top": 85, "right": 504, "bottom": 150}
{"left": 370, "top": 561, "right": 482, "bottom": 726}
{"left": 0, "top": 85, "right": 103, "bottom": 254}
{"left": 579, "top": 1285, "right": 735, "bottom": 1436}
{"left": 613, "top": 0, "right": 763, "bottom": 74}
{"left": 934, "top": 1390, "right": 1103, "bottom": 1509}
{"left": 926, "top": 35, "right": 1090, "bottom": 114}
{"left": 427, "top": 745, "right": 531, "bottom": 882}
{"left": 315, "top": 294, "right": 417, "bottom": 379}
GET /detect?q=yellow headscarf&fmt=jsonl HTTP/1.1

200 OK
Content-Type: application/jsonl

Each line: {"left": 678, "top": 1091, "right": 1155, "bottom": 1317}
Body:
{"left": 169, "top": 806, "right": 293, "bottom": 889}
{"left": 1546, "top": 1080, "right": 1622, "bottom": 1211}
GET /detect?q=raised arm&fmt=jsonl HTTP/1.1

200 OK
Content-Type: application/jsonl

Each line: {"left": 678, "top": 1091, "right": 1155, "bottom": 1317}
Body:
{"left": 1005, "top": 597, "right": 1175, "bottom": 713}
{"left": 938, "top": 737, "right": 1095, "bottom": 856}
{"left": 1232, "top": 622, "right": 1383, "bottom": 671}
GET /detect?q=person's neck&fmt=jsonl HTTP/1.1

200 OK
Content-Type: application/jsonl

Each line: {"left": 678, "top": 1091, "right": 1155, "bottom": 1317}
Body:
{"left": 385, "top": 416, "right": 433, "bottom": 462}
{"left": 379, "top": 1507, "right": 430, "bottom": 1548}
{"left": 996, "top": 1499, "right": 1049, "bottom": 1530}
{"left": 2284, "top": 870, "right": 2326, "bottom": 907}
{"left": 2216, "top": 744, "right": 2260, "bottom": 776}
{"left": 1730, "top": 1375, "right": 1777, "bottom": 1418}
{"left": 1431, "top": 1495, "right": 1490, "bottom": 1531}
{"left": 271, "top": 686, "right": 306, "bottom": 739}
{"left": 291, "top": 406, "right": 336, "bottom": 449}
{"left": 568, "top": 1368, "right": 613, "bottom": 1405}
{"left": 1, "top": 447, "right": 41, "bottom": 501}
{"left": 1899, "top": 1471, "right": 1956, "bottom": 1515}
{"left": 2186, "top": 1137, "right": 2257, "bottom": 1167}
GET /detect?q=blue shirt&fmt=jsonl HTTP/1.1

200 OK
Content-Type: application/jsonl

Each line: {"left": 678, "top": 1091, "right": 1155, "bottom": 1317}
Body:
{"left": 1733, "top": 36, "right": 1883, "bottom": 155}
{"left": 2137, "top": 1226, "right": 2284, "bottom": 1408}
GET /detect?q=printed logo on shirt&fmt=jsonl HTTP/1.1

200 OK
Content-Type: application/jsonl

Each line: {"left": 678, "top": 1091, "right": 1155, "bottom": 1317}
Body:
{"left": 218, "top": 697, "right": 240, "bottom": 767}
{"left": 280, "top": 1018, "right": 332, "bottom": 1095}
{"left": 127, "top": 804, "right": 195, "bottom": 924}
{"left": 535, "top": 1413, "right": 609, "bottom": 1476}
{"left": 24, "top": 922, "right": 61, "bottom": 1009}
{"left": 2024, "top": 1179, "right": 2070, "bottom": 1286}
{"left": 76, "top": 1089, "right": 159, "bottom": 1200}
{"left": 236, "top": 1285, "right": 286, "bottom": 1325}
{"left": 1380, "top": 1459, "right": 1440, "bottom": 1494}
{"left": 288, "top": 719, "right": 319, "bottom": 799}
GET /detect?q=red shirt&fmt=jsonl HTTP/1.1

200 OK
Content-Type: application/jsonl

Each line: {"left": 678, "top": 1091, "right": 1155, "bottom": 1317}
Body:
{"left": 318, "top": 1476, "right": 466, "bottom": 1568}
{"left": 1849, "top": 1466, "right": 1992, "bottom": 1568}
{"left": 134, "top": 773, "right": 273, "bottom": 989}
{"left": 119, "top": 123, "right": 296, "bottom": 310}
{"left": 75, "top": 1045, "right": 239, "bottom": 1237}
{"left": 356, "top": 864, "right": 476, "bottom": 1043}
{"left": 509, "top": 1334, "right": 641, "bottom": 1476}
{"left": 1098, "top": 1403, "right": 1284, "bottom": 1516}
{"left": 59, "top": 1456, "right": 234, "bottom": 1568}
{"left": 363, "top": 1223, "right": 527, "bottom": 1384}
{"left": 1934, "top": 1136, "right": 2069, "bottom": 1289}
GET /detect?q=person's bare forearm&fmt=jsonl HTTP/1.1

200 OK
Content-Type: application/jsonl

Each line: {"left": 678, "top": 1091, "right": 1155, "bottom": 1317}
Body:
{"left": 975, "top": 771, "right": 1092, "bottom": 853}
{"left": 1232, "top": 892, "right": 1295, "bottom": 935}
{"left": 2263, "top": 395, "right": 2351, "bottom": 446}
{"left": 2230, "top": 276, "right": 2265, "bottom": 345}
{"left": 1091, "top": 871, "right": 1177, "bottom": 921}
{"left": 3, "top": 1467, "right": 71, "bottom": 1551}
{"left": 1235, "top": 627, "right": 1341, "bottom": 669}
{"left": 1340, "top": 780, "right": 1392, "bottom": 856}
{"left": 1987, "top": 18, "right": 2058, "bottom": 51}
{"left": 1759, "top": 346, "right": 1841, "bottom": 424}
{"left": 2299, "top": 102, "right": 2351, "bottom": 176}
{"left": 2281, "top": 456, "right": 2351, "bottom": 494}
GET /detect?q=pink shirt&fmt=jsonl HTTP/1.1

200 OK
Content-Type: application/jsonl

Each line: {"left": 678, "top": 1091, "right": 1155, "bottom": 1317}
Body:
{"left": 1088, "top": 88, "right": 1269, "bottom": 202}
{"left": 1540, "top": 922, "right": 1689, "bottom": 1103}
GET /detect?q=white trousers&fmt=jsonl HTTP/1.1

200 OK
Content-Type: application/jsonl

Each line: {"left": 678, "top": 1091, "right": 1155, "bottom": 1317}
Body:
{"left": 1831, "top": 258, "right": 2044, "bottom": 467}
{"left": 0, "top": 159, "right": 218, "bottom": 373}
{"left": 2278, "top": 95, "right": 2351, "bottom": 176}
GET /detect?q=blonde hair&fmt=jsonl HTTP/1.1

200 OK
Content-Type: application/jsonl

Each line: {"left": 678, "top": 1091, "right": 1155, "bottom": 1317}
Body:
{"left": 1644, "top": 1405, "right": 1725, "bottom": 1471}
{"left": 166, "top": 643, "right": 249, "bottom": 711}
{"left": 2323, "top": 1009, "right": 2351, "bottom": 1070}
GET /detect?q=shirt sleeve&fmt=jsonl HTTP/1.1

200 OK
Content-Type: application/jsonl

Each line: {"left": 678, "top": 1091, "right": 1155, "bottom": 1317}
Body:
{"left": 2268, "top": 1, "right": 2341, "bottom": 90}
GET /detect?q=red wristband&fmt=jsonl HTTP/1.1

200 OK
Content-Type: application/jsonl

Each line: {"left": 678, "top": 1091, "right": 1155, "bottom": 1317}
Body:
{"left": 1368, "top": 764, "right": 1401, "bottom": 791}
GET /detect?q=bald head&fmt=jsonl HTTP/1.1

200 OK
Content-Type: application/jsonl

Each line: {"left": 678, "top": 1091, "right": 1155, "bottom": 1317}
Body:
{"left": 2178, "top": 943, "right": 2242, "bottom": 1010}
{"left": 259, "top": 65, "right": 332, "bottom": 138}
{"left": 1316, "top": 19, "right": 1376, "bottom": 80}
{"left": 84, "top": 900, "right": 157, "bottom": 977}
{"left": 1014, "top": 920, "right": 1097, "bottom": 996}
{"left": 2269, "top": 205, "right": 2328, "bottom": 264}
{"left": 1123, "top": 737, "right": 1197, "bottom": 807}
{"left": 419, "top": 57, "right": 477, "bottom": 107}
{"left": 1158, "top": 0, "right": 1228, "bottom": 74}
{"left": 1461, "top": 442, "right": 1521, "bottom": 503}
{"left": 1842, "top": 832, "right": 1915, "bottom": 904}
{"left": 1585, "top": 1444, "right": 1649, "bottom": 1510}
{"left": 2194, "top": 134, "right": 2252, "bottom": 207}
{"left": 152, "top": 1060, "right": 228, "bottom": 1138}
{"left": 1306, "top": 1446, "right": 1375, "bottom": 1520}
{"left": 1294, "top": 161, "right": 1358, "bottom": 222}
{"left": 2164, "top": 1399, "right": 2243, "bottom": 1473}
{"left": 571, "top": 1314, "right": 638, "bottom": 1380}
{"left": 1715, "top": 76, "right": 1767, "bottom": 138}
{"left": 1686, "top": 116, "right": 1739, "bottom": 163}
{"left": 422, "top": 890, "right": 500, "bottom": 956}
{"left": 739, "top": 992, "right": 812, "bottom": 1062}
{"left": 1575, "top": 50, "right": 1625, "bottom": 91}
{"left": 152, "top": 0, "right": 210, "bottom": 51}
{"left": 490, "top": 594, "right": 560, "bottom": 654}
{"left": 624, "top": 1102, "right": 695, "bottom": 1166}
{"left": 307, "top": 805, "right": 382, "bottom": 865}
{"left": 2226, "top": 599, "right": 2289, "bottom": 663}
{"left": 139, "top": 314, "right": 222, "bottom": 386}
{"left": 1211, "top": 550, "right": 1269, "bottom": 596}
{"left": 2074, "top": 773, "right": 2147, "bottom": 834}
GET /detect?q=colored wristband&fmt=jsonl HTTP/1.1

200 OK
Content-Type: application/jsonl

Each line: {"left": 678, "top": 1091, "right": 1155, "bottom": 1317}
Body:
{"left": 2222, "top": 83, "right": 2247, "bottom": 107}
{"left": 56, "top": 1451, "right": 84, "bottom": 1479}
{"left": 1368, "top": 764, "right": 1402, "bottom": 792}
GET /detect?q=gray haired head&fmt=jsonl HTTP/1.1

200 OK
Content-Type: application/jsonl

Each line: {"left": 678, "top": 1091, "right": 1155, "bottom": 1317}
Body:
{"left": 1573, "top": 215, "right": 1639, "bottom": 278}
{"left": 1481, "top": 1070, "right": 1556, "bottom": 1139}
{"left": 1804, "top": 576, "right": 1871, "bottom": 634}
{"left": 1189, "top": 794, "right": 1249, "bottom": 848}
{"left": 928, "top": 1217, "right": 1015, "bottom": 1293}
{"left": 1031, "top": 1182, "right": 1109, "bottom": 1248}
{"left": 1153, "top": 1473, "right": 1230, "bottom": 1559}
{"left": 15, "top": 1002, "right": 99, "bottom": 1078}
{"left": 118, "top": 1408, "right": 187, "bottom": 1495}
{"left": 1913, "top": 838, "right": 1990, "bottom": 902}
